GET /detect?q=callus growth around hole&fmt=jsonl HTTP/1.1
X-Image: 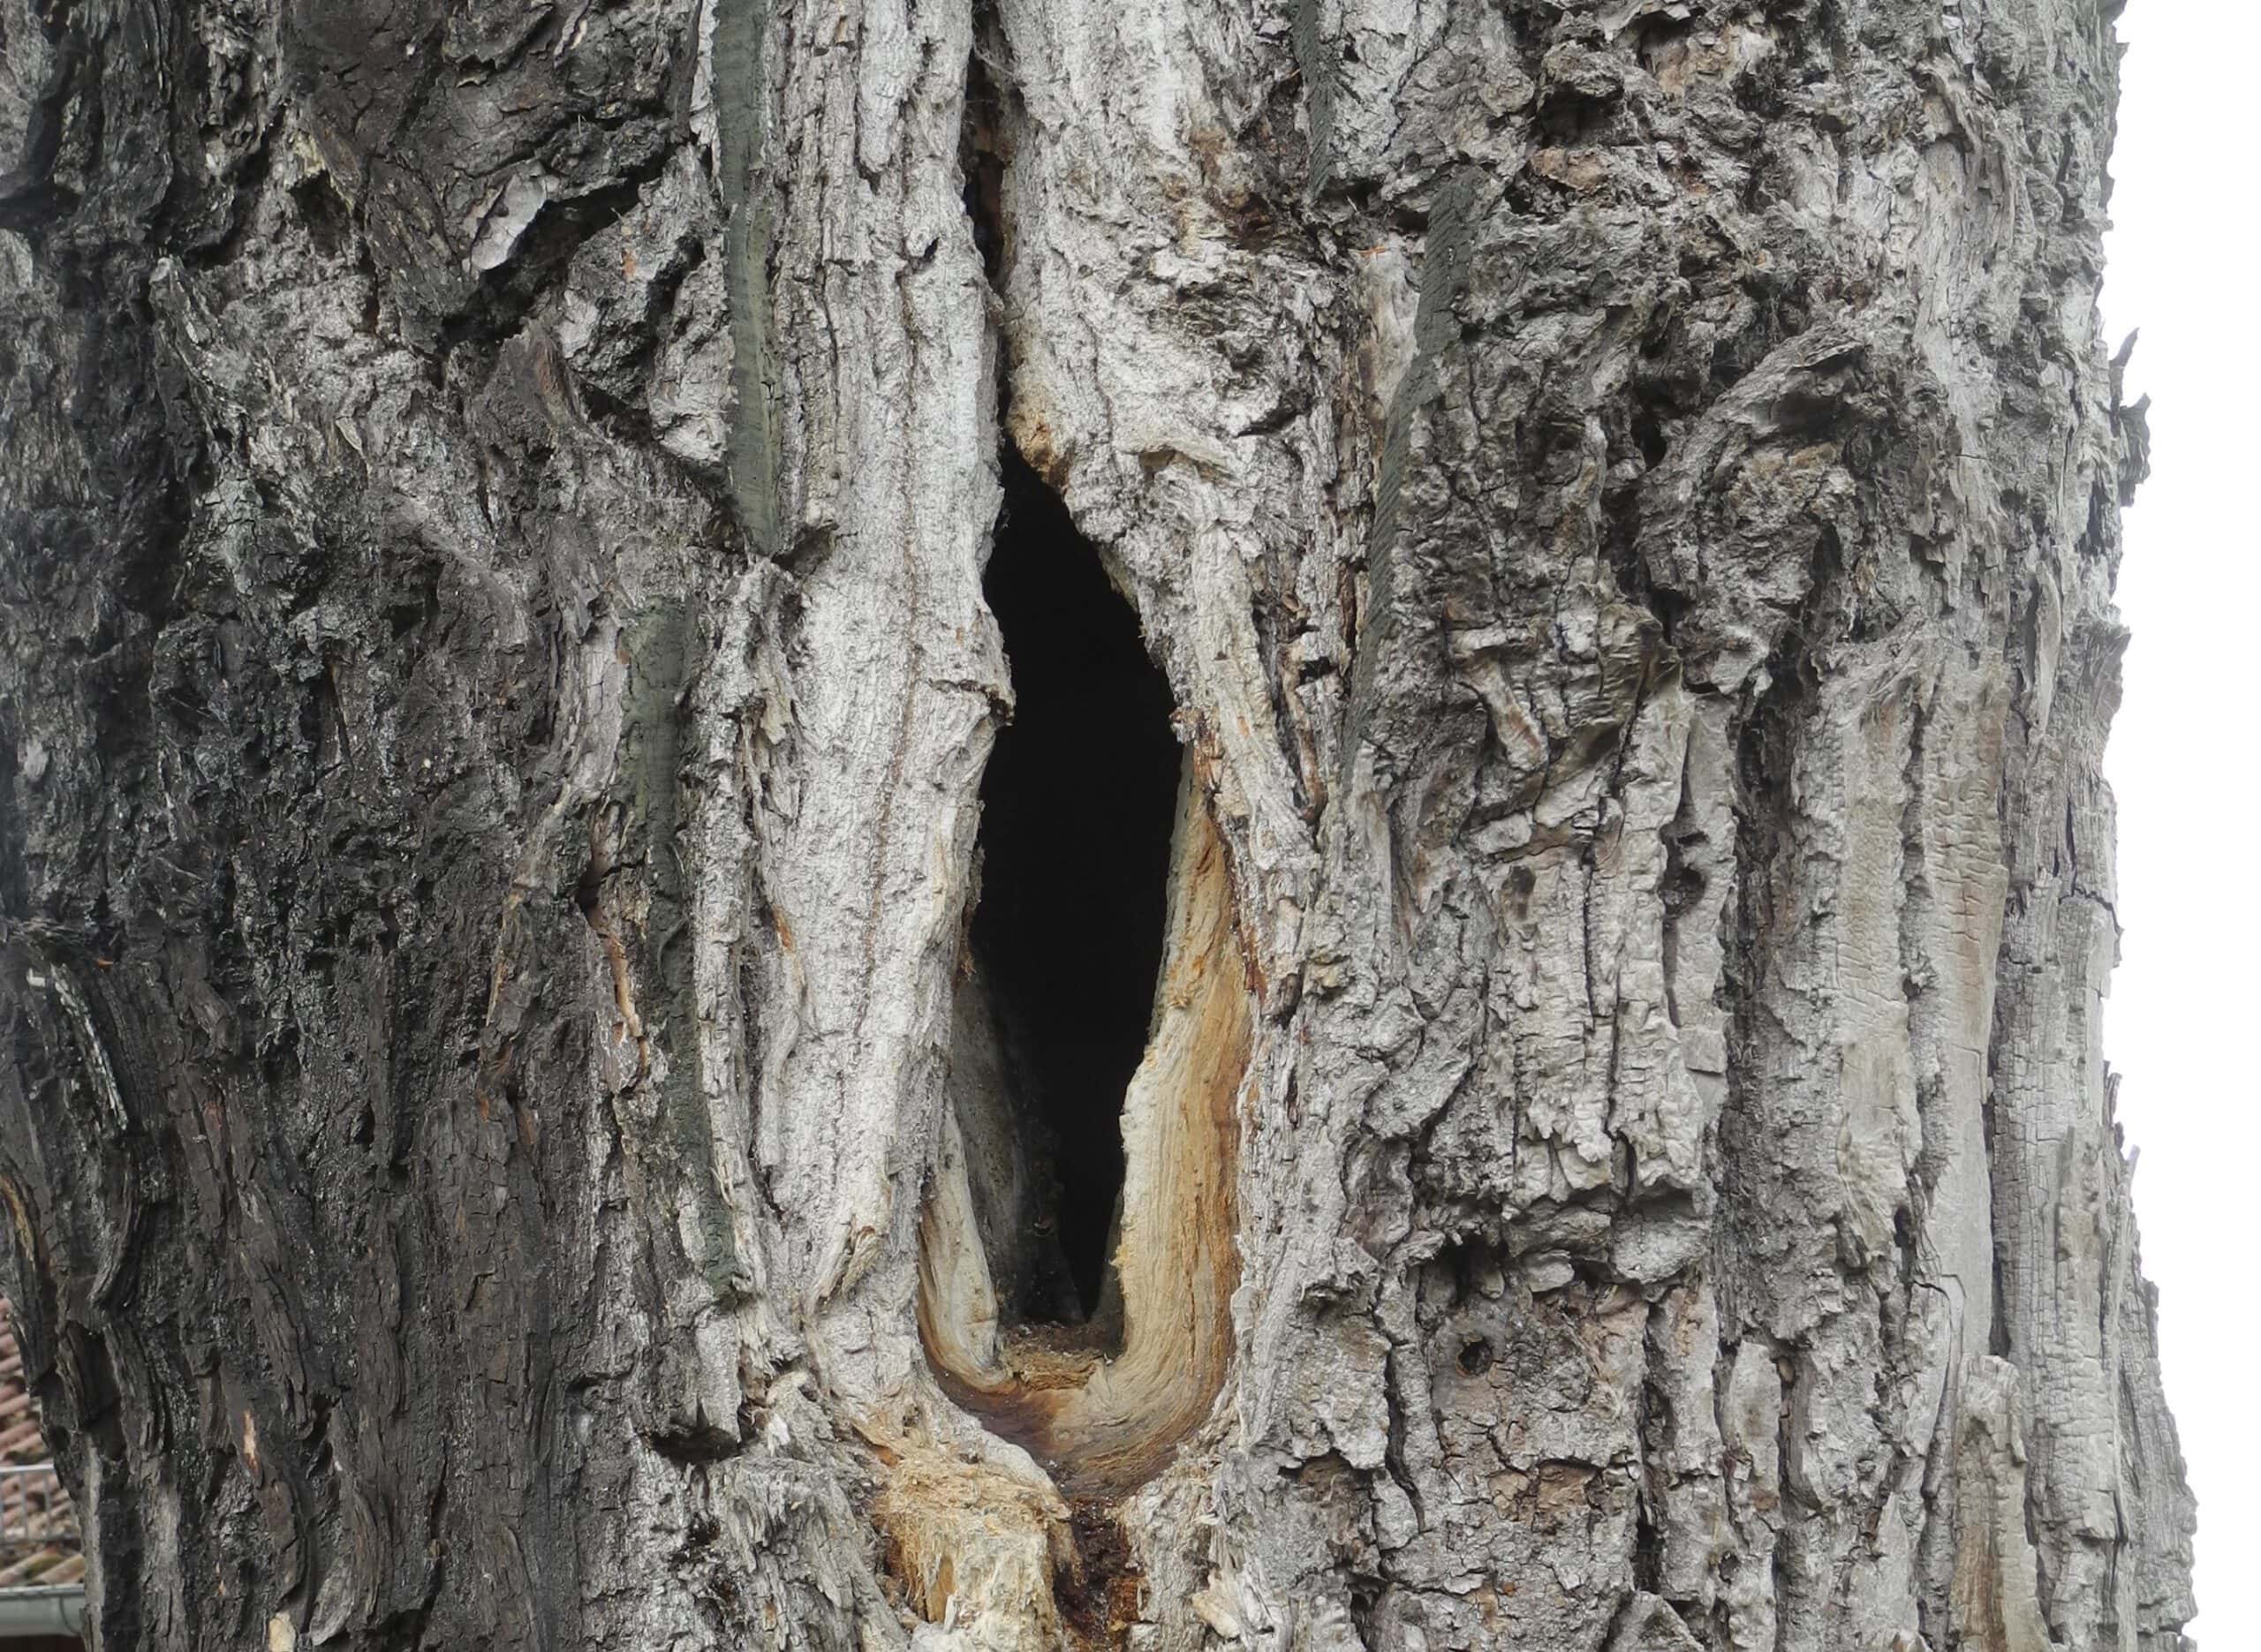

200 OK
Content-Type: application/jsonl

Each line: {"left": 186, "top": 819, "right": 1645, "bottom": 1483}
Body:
{"left": 967, "top": 453, "right": 1181, "bottom": 1325}
{"left": 918, "top": 451, "right": 1251, "bottom": 1495}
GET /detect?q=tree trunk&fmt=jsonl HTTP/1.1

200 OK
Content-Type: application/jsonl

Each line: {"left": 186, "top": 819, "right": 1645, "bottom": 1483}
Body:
{"left": 0, "top": 0, "right": 2197, "bottom": 1648}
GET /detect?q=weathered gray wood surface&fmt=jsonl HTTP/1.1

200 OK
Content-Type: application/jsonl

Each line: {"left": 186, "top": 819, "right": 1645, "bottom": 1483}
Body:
{"left": 0, "top": 0, "right": 2195, "bottom": 1648}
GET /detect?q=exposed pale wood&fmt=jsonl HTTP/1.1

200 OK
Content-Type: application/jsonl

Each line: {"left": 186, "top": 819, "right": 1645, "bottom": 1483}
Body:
{"left": 921, "top": 769, "right": 1251, "bottom": 1497}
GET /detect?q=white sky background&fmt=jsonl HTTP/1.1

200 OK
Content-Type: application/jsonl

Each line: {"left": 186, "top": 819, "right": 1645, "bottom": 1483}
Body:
{"left": 2098, "top": 3, "right": 2253, "bottom": 1645}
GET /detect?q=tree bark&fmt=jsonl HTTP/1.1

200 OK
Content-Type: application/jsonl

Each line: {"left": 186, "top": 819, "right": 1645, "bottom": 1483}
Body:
{"left": 0, "top": 0, "right": 2197, "bottom": 1649}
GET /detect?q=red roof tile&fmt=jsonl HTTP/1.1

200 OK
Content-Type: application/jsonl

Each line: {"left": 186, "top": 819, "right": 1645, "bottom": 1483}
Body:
{"left": 0, "top": 1303, "right": 79, "bottom": 1593}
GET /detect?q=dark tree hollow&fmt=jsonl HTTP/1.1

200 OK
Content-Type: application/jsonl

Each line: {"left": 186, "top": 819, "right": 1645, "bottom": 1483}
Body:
{"left": 970, "top": 453, "right": 1182, "bottom": 1320}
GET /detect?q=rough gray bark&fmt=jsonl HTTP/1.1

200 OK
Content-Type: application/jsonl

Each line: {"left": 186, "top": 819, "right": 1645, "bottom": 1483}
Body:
{"left": 0, "top": 0, "right": 2196, "bottom": 1649}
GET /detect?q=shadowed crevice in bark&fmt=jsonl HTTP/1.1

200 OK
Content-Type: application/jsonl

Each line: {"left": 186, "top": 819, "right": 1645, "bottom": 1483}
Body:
{"left": 917, "top": 455, "right": 1250, "bottom": 1499}
{"left": 969, "top": 450, "right": 1181, "bottom": 1324}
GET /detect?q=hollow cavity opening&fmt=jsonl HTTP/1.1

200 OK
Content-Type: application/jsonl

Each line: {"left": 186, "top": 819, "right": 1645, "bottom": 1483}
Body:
{"left": 967, "top": 452, "right": 1182, "bottom": 1329}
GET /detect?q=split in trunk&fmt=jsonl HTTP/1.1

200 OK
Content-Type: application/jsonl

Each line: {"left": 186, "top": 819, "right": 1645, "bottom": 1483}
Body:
{"left": 919, "top": 454, "right": 1250, "bottom": 1493}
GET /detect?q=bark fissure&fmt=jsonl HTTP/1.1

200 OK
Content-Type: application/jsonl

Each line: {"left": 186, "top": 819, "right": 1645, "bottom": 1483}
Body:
{"left": 957, "top": 452, "right": 1181, "bottom": 1331}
